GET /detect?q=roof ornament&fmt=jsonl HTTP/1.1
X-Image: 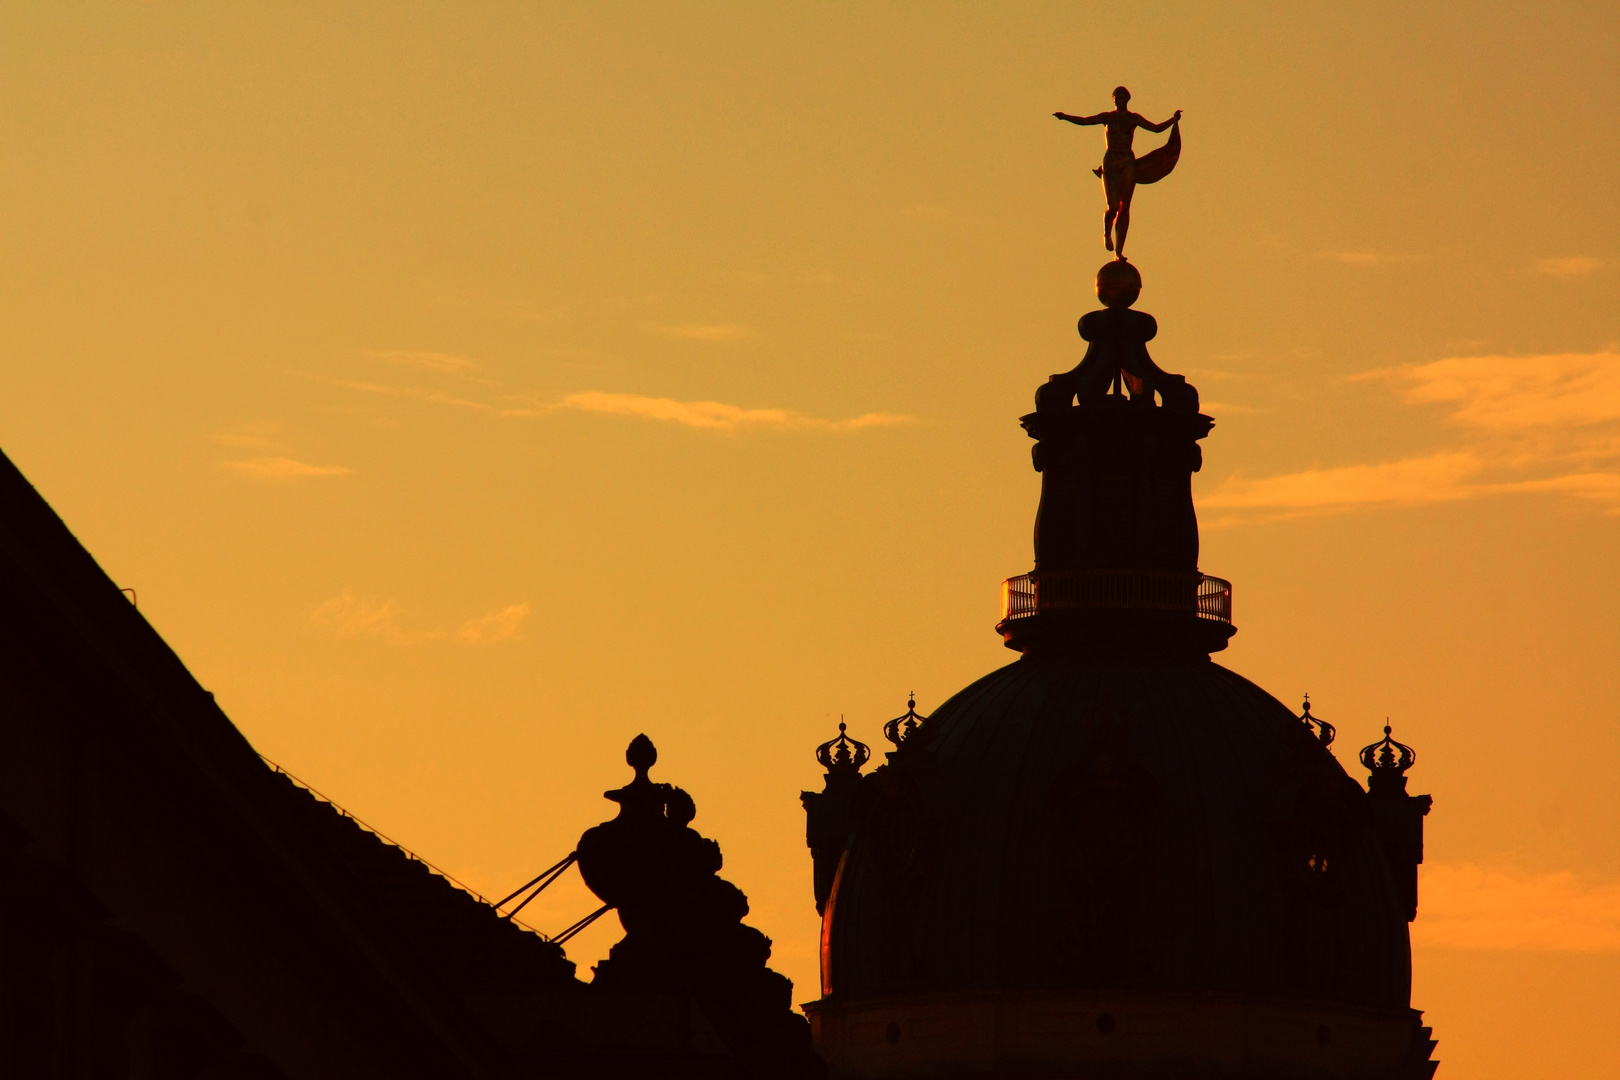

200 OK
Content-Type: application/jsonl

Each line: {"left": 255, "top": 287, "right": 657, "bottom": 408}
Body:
{"left": 1360, "top": 722, "right": 1416, "bottom": 776}
{"left": 1299, "top": 694, "right": 1335, "bottom": 747}
{"left": 1053, "top": 86, "right": 1183, "bottom": 261}
{"left": 816, "top": 718, "right": 871, "bottom": 775}
{"left": 883, "top": 692, "right": 928, "bottom": 749}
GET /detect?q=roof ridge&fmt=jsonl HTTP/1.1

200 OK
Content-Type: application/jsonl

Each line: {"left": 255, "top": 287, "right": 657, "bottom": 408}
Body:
{"left": 265, "top": 767, "right": 581, "bottom": 992}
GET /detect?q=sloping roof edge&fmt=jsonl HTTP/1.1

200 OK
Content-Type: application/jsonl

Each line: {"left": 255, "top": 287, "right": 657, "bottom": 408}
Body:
{"left": 0, "top": 447, "right": 517, "bottom": 1080}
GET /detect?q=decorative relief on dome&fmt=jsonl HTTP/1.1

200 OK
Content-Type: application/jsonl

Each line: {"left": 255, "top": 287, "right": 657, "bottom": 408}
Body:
{"left": 864, "top": 763, "right": 937, "bottom": 986}
{"left": 1046, "top": 706, "right": 1162, "bottom": 986}
{"left": 1278, "top": 773, "right": 1360, "bottom": 905}
{"left": 804, "top": 698, "right": 943, "bottom": 990}
{"left": 1271, "top": 760, "right": 1376, "bottom": 999}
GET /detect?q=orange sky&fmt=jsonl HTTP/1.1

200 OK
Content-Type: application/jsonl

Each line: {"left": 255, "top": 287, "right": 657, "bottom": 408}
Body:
{"left": 2, "top": 5, "right": 1616, "bottom": 1076}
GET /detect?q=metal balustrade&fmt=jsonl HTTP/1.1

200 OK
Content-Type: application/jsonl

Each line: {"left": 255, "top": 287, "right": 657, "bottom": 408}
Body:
{"left": 1001, "top": 570, "right": 1232, "bottom": 624}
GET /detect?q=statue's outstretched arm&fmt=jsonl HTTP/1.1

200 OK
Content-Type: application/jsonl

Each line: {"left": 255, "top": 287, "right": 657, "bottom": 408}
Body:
{"left": 1138, "top": 109, "right": 1183, "bottom": 133}
{"left": 1053, "top": 111, "right": 1108, "bottom": 125}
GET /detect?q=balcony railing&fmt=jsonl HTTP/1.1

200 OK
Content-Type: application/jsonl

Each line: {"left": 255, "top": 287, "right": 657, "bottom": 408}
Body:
{"left": 1001, "top": 570, "right": 1232, "bottom": 625}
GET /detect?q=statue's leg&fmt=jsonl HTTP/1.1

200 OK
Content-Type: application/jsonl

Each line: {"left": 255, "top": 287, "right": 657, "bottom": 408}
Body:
{"left": 1101, "top": 165, "right": 1120, "bottom": 252}
{"left": 1113, "top": 170, "right": 1136, "bottom": 259}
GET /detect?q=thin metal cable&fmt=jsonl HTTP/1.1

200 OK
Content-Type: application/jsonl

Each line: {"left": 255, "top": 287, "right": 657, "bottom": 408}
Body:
{"left": 493, "top": 852, "right": 577, "bottom": 910}
{"left": 553, "top": 904, "right": 612, "bottom": 945}
{"left": 502, "top": 854, "right": 578, "bottom": 920}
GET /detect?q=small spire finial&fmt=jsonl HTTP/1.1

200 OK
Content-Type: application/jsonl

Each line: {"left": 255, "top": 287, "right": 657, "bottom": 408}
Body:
{"left": 626, "top": 734, "right": 657, "bottom": 778}
{"left": 1361, "top": 721, "right": 1415, "bottom": 775}
{"left": 1299, "top": 695, "right": 1335, "bottom": 747}
{"left": 816, "top": 715, "right": 870, "bottom": 776}
{"left": 884, "top": 692, "right": 928, "bottom": 749}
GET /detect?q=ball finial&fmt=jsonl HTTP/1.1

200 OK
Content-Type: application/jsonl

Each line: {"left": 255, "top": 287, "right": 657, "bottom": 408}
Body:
{"left": 1095, "top": 260, "right": 1142, "bottom": 308}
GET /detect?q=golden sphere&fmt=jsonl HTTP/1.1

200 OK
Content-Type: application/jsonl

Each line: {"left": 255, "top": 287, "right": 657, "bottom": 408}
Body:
{"left": 1095, "top": 260, "right": 1142, "bottom": 308}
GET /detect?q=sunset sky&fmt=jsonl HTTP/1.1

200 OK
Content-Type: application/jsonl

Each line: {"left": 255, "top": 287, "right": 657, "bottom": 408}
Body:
{"left": 1, "top": 4, "right": 1615, "bottom": 1076}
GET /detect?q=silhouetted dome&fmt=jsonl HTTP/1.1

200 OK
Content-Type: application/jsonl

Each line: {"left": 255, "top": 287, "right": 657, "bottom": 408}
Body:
{"left": 823, "top": 653, "right": 1413, "bottom": 1010}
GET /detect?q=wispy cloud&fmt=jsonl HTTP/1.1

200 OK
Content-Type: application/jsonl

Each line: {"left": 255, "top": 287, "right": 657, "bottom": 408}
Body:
{"left": 459, "top": 603, "right": 530, "bottom": 643}
{"left": 313, "top": 375, "right": 531, "bottom": 416}
{"left": 1414, "top": 864, "right": 1620, "bottom": 951}
{"left": 223, "top": 457, "right": 351, "bottom": 481}
{"left": 312, "top": 591, "right": 418, "bottom": 641}
{"left": 313, "top": 591, "right": 530, "bottom": 645}
{"left": 555, "top": 392, "right": 913, "bottom": 432}
{"left": 1382, "top": 351, "right": 1620, "bottom": 429}
{"left": 214, "top": 424, "right": 286, "bottom": 452}
{"left": 1204, "top": 451, "right": 1482, "bottom": 510}
{"left": 366, "top": 350, "right": 481, "bottom": 374}
{"left": 656, "top": 325, "right": 750, "bottom": 341}
{"left": 216, "top": 434, "right": 282, "bottom": 450}
{"left": 1314, "top": 250, "right": 1424, "bottom": 267}
{"left": 1203, "top": 352, "right": 1620, "bottom": 518}
{"left": 799, "top": 270, "right": 876, "bottom": 294}
{"left": 1534, "top": 256, "right": 1603, "bottom": 278}
{"left": 322, "top": 372, "right": 914, "bottom": 433}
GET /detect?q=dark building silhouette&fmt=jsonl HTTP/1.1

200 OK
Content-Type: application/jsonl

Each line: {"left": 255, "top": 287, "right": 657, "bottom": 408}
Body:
{"left": 0, "top": 256, "right": 1435, "bottom": 1078}
{"left": 0, "top": 450, "right": 810, "bottom": 1078}
{"left": 801, "top": 264, "right": 1437, "bottom": 1079}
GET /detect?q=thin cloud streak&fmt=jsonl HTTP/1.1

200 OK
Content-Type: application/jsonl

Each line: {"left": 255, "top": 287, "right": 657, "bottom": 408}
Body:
{"left": 1414, "top": 864, "right": 1620, "bottom": 951}
{"left": 312, "top": 591, "right": 423, "bottom": 642}
{"left": 316, "top": 375, "right": 515, "bottom": 415}
{"left": 319, "top": 372, "right": 915, "bottom": 433}
{"left": 1534, "top": 256, "right": 1602, "bottom": 278}
{"left": 313, "top": 592, "right": 531, "bottom": 645}
{"left": 1204, "top": 452, "right": 1482, "bottom": 510}
{"left": 460, "top": 603, "right": 530, "bottom": 643}
{"left": 556, "top": 391, "right": 914, "bottom": 432}
{"left": 215, "top": 423, "right": 288, "bottom": 452}
{"left": 656, "top": 325, "right": 750, "bottom": 340}
{"left": 224, "top": 457, "right": 351, "bottom": 480}
{"left": 1380, "top": 352, "right": 1620, "bottom": 430}
{"left": 1206, "top": 352, "right": 1620, "bottom": 518}
{"left": 366, "top": 350, "right": 481, "bottom": 373}
{"left": 1314, "top": 250, "right": 1424, "bottom": 267}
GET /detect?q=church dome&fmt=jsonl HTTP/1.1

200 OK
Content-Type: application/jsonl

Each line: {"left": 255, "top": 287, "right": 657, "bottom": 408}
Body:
{"left": 800, "top": 261, "right": 1435, "bottom": 1079}
{"left": 820, "top": 654, "right": 1413, "bottom": 1009}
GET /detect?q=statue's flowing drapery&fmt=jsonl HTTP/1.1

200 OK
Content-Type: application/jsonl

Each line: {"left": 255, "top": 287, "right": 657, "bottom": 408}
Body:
{"left": 1093, "top": 121, "right": 1181, "bottom": 184}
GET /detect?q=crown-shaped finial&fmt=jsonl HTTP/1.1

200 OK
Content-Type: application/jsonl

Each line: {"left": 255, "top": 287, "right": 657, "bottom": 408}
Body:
{"left": 883, "top": 692, "right": 927, "bottom": 748}
{"left": 816, "top": 718, "right": 870, "bottom": 775}
{"left": 1360, "top": 721, "right": 1415, "bottom": 774}
{"left": 1300, "top": 694, "right": 1335, "bottom": 747}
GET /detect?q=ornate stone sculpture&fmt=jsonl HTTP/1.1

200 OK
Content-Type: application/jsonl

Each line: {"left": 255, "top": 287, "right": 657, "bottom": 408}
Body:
{"left": 1025, "top": 262, "right": 1207, "bottom": 582}
{"left": 577, "top": 735, "right": 825, "bottom": 1080}
{"left": 1036, "top": 262, "right": 1198, "bottom": 413}
{"left": 803, "top": 723, "right": 871, "bottom": 915}
{"left": 1054, "top": 85, "right": 1182, "bottom": 259}
{"left": 1046, "top": 706, "right": 1162, "bottom": 985}
{"left": 1361, "top": 724, "right": 1433, "bottom": 923}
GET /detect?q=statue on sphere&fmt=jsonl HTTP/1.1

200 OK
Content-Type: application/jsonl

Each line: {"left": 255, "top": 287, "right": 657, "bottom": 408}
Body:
{"left": 1054, "top": 86, "right": 1182, "bottom": 260}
